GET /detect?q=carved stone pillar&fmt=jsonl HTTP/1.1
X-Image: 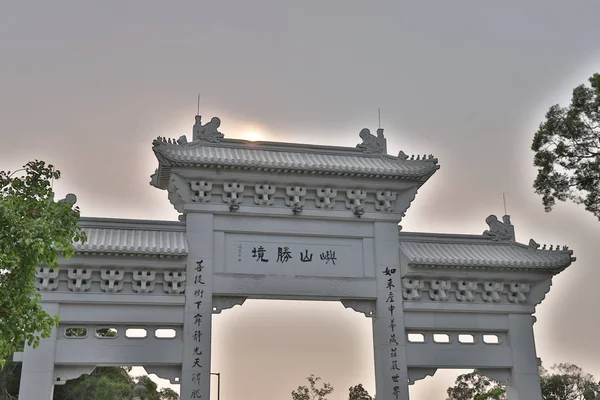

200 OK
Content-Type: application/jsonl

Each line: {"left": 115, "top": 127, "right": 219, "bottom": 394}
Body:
{"left": 505, "top": 314, "right": 543, "bottom": 400}
{"left": 18, "top": 303, "right": 59, "bottom": 400}
{"left": 373, "top": 222, "right": 409, "bottom": 400}
{"left": 180, "top": 213, "right": 214, "bottom": 399}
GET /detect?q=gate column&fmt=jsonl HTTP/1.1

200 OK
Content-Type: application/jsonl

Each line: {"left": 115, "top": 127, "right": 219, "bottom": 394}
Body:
{"left": 181, "top": 213, "right": 214, "bottom": 399}
{"left": 373, "top": 222, "right": 409, "bottom": 400}
{"left": 18, "top": 303, "right": 59, "bottom": 399}
{"left": 506, "top": 314, "right": 543, "bottom": 400}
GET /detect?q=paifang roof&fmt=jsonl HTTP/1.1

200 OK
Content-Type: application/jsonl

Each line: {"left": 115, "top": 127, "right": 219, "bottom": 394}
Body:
{"left": 400, "top": 235, "right": 575, "bottom": 272}
{"left": 154, "top": 141, "right": 437, "bottom": 176}
{"left": 73, "top": 218, "right": 188, "bottom": 257}
{"left": 150, "top": 117, "right": 440, "bottom": 189}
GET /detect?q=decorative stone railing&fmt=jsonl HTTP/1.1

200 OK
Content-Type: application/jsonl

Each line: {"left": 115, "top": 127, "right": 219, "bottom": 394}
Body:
{"left": 35, "top": 266, "right": 187, "bottom": 295}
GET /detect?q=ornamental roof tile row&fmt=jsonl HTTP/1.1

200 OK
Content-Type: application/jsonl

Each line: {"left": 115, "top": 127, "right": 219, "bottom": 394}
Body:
{"left": 74, "top": 227, "right": 188, "bottom": 256}
{"left": 400, "top": 239, "right": 574, "bottom": 272}
{"left": 152, "top": 141, "right": 439, "bottom": 179}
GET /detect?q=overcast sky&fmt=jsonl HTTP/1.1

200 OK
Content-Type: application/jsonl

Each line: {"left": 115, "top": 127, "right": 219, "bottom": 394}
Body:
{"left": 1, "top": 1, "right": 600, "bottom": 399}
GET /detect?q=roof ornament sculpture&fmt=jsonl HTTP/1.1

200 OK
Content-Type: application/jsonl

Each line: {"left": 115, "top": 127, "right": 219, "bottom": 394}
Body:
{"left": 483, "top": 214, "right": 515, "bottom": 241}
{"left": 193, "top": 115, "right": 224, "bottom": 143}
{"left": 58, "top": 193, "right": 77, "bottom": 205}
{"left": 356, "top": 128, "right": 387, "bottom": 154}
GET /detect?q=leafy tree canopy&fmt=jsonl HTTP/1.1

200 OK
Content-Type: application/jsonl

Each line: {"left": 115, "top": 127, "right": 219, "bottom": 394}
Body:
{"left": 446, "top": 364, "right": 600, "bottom": 400}
{"left": 348, "top": 383, "right": 373, "bottom": 400}
{"left": 291, "top": 374, "right": 334, "bottom": 400}
{"left": 0, "top": 161, "right": 86, "bottom": 364}
{"left": 446, "top": 371, "right": 506, "bottom": 400}
{"left": 540, "top": 363, "right": 600, "bottom": 400}
{"left": 1, "top": 361, "right": 179, "bottom": 400}
{"left": 532, "top": 73, "right": 600, "bottom": 220}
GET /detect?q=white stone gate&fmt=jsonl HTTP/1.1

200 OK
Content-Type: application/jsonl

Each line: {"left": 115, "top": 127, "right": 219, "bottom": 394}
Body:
{"left": 14, "top": 115, "right": 575, "bottom": 399}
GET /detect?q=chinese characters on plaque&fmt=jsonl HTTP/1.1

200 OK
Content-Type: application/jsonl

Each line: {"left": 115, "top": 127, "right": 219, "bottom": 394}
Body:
{"left": 383, "top": 266, "right": 401, "bottom": 399}
{"left": 248, "top": 245, "right": 338, "bottom": 265}
{"left": 188, "top": 260, "right": 207, "bottom": 399}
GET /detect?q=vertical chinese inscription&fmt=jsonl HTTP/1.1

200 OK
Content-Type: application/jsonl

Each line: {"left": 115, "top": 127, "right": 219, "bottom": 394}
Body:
{"left": 184, "top": 259, "right": 209, "bottom": 399}
{"left": 382, "top": 266, "right": 403, "bottom": 399}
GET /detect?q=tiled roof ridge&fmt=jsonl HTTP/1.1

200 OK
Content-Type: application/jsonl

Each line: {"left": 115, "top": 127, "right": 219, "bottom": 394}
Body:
{"left": 153, "top": 135, "right": 439, "bottom": 164}
{"left": 399, "top": 232, "right": 574, "bottom": 254}
{"left": 74, "top": 226, "right": 188, "bottom": 256}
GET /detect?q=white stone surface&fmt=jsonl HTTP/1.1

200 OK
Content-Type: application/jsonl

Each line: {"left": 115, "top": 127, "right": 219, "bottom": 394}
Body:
{"left": 15, "top": 119, "right": 576, "bottom": 400}
{"left": 152, "top": 139, "right": 438, "bottom": 178}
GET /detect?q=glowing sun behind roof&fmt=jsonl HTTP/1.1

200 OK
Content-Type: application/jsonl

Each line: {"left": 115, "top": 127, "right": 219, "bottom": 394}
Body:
{"left": 240, "top": 127, "right": 264, "bottom": 142}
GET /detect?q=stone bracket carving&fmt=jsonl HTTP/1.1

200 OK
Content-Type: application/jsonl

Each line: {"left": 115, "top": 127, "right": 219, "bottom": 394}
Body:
{"left": 163, "top": 271, "right": 186, "bottom": 294}
{"left": 408, "top": 368, "right": 438, "bottom": 385}
{"left": 143, "top": 365, "right": 182, "bottom": 385}
{"left": 35, "top": 267, "right": 59, "bottom": 291}
{"left": 100, "top": 269, "right": 125, "bottom": 293}
{"left": 212, "top": 296, "right": 247, "bottom": 314}
{"left": 401, "top": 278, "right": 533, "bottom": 304}
{"left": 285, "top": 186, "right": 307, "bottom": 211}
{"left": 340, "top": 299, "right": 376, "bottom": 318}
{"left": 482, "top": 281, "right": 505, "bottom": 303}
{"left": 254, "top": 184, "right": 276, "bottom": 206}
{"left": 132, "top": 270, "right": 156, "bottom": 293}
{"left": 529, "top": 279, "right": 553, "bottom": 306}
{"left": 375, "top": 190, "right": 397, "bottom": 212}
{"left": 68, "top": 268, "right": 92, "bottom": 292}
{"left": 168, "top": 174, "right": 194, "bottom": 213}
{"left": 429, "top": 279, "right": 451, "bottom": 301}
{"left": 345, "top": 189, "right": 367, "bottom": 213}
{"left": 315, "top": 188, "right": 337, "bottom": 209}
{"left": 54, "top": 366, "right": 96, "bottom": 385}
{"left": 402, "top": 278, "right": 424, "bottom": 300}
{"left": 507, "top": 282, "right": 530, "bottom": 303}
{"left": 223, "top": 182, "right": 245, "bottom": 208}
{"left": 456, "top": 280, "right": 478, "bottom": 302}
{"left": 190, "top": 180, "right": 213, "bottom": 203}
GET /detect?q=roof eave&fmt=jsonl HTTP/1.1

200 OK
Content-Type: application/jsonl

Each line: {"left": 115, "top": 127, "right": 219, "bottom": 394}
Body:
{"left": 407, "top": 262, "right": 572, "bottom": 274}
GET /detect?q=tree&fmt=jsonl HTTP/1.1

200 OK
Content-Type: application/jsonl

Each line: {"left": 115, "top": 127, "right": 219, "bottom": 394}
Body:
{"left": 446, "top": 371, "right": 506, "bottom": 400}
{"left": 53, "top": 367, "right": 134, "bottom": 400}
{"left": 349, "top": 383, "right": 373, "bottom": 400}
{"left": 540, "top": 363, "right": 600, "bottom": 400}
{"left": 531, "top": 73, "right": 600, "bottom": 220}
{"left": 291, "top": 375, "right": 334, "bottom": 400}
{"left": 52, "top": 367, "right": 179, "bottom": 400}
{"left": 446, "top": 364, "right": 600, "bottom": 400}
{"left": 0, "top": 355, "right": 21, "bottom": 400}
{"left": 0, "top": 161, "right": 86, "bottom": 364}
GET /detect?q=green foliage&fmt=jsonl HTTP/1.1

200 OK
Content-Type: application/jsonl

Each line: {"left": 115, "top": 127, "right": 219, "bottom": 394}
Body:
{"left": 348, "top": 383, "right": 373, "bottom": 400}
{"left": 446, "top": 364, "right": 600, "bottom": 400}
{"left": 0, "top": 355, "right": 20, "bottom": 400}
{"left": 532, "top": 73, "right": 600, "bottom": 220}
{"left": 50, "top": 367, "right": 179, "bottom": 400}
{"left": 53, "top": 367, "right": 133, "bottom": 400}
{"left": 446, "top": 371, "right": 506, "bottom": 400}
{"left": 540, "top": 363, "right": 600, "bottom": 400}
{"left": 158, "top": 387, "right": 180, "bottom": 400}
{"left": 291, "top": 374, "right": 334, "bottom": 400}
{"left": 0, "top": 161, "right": 86, "bottom": 364}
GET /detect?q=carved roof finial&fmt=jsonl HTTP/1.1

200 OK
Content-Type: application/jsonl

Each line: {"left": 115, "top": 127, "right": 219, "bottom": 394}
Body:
{"left": 193, "top": 115, "right": 225, "bottom": 143}
{"left": 483, "top": 214, "right": 515, "bottom": 241}
{"left": 528, "top": 239, "right": 540, "bottom": 250}
{"left": 58, "top": 193, "right": 77, "bottom": 206}
{"left": 356, "top": 128, "right": 387, "bottom": 154}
